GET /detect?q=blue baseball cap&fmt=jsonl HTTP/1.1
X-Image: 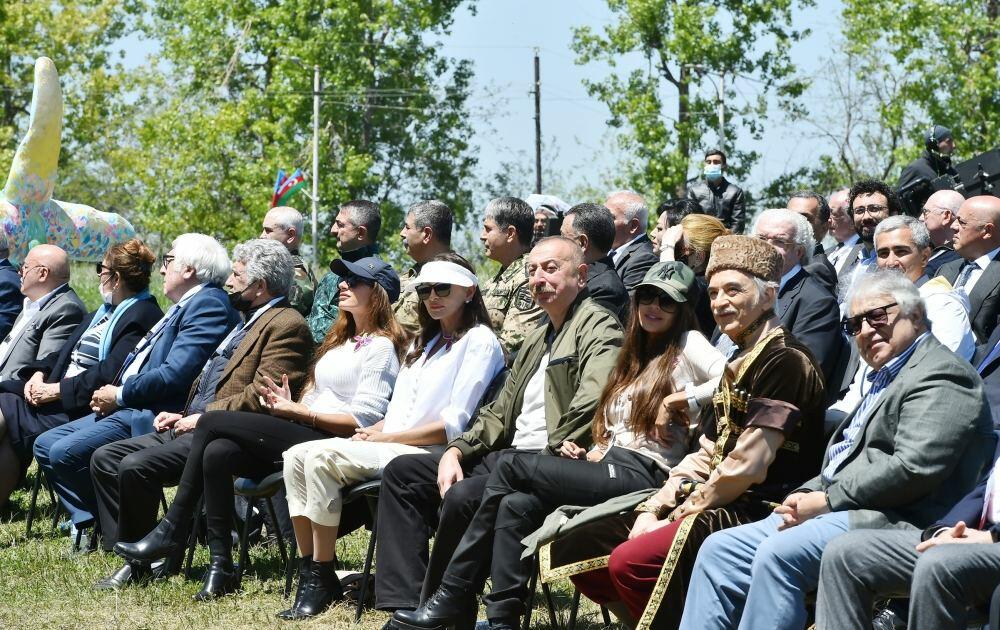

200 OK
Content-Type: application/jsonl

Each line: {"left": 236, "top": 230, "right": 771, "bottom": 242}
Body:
{"left": 330, "top": 256, "right": 401, "bottom": 302}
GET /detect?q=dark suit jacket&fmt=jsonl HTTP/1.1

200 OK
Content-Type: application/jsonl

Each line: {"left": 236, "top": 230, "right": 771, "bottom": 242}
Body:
{"left": 922, "top": 465, "right": 998, "bottom": 540}
{"left": 186, "top": 301, "right": 313, "bottom": 414}
{"left": 613, "top": 235, "right": 658, "bottom": 293}
{"left": 0, "top": 259, "right": 22, "bottom": 340}
{"left": 587, "top": 256, "right": 629, "bottom": 323}
{"left": 805, "top": 247, "right": 838, "bottom": 294}
{"left": 974, "top": 325, "right": 1000, "bottom": 419}
{"left": 937, "top": 254, "right": 1000, "bottom": 344}
{"left": 926, "top": 245, "right": 961, "bottom": 278}
{"left": 802, "top": 335, "right": 996, "bottom": 529}
{"left": 120, "top": 284, "right": 240, "bottom": 414}
{"left": 0, "top": 297, "right": 163, "bottom": 415}
{"left": 0, "top": 286, "right": 86, "bottom": 380}
{"left": 777, "top": 267, "right": 846, "bottom": 387}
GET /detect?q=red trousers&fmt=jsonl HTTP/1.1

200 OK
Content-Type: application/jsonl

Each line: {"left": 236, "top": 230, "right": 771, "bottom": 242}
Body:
{"left": 571, "top": 517, "right": 687, "bottom": 620}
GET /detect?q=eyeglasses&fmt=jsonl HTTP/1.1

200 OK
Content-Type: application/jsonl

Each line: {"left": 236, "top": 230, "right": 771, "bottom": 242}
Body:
{"left": 757, "top": 234, "right": 793, "bottom": 249}
{"left": 853, "top": 205, "right": 888, "bottom": 217}
{"left": 344, "top": 274, "right": 373, "bottom": 288}
{"left": 415, "top": 283, "right": 452, "bottom": 300}
{"left": 18, "top": 264, "right": 46, "bottom": 278}
{"left": 842, "top": 302, "right": 898, "bottom": 336}
{"left": 95, "top": 263, "right": 115, "bottom": 276}
{"left": 160, "top": 254, "right": 175, "bottom": 269}
{"left": 636, "top": 287, "right": 678, "bottom": 311}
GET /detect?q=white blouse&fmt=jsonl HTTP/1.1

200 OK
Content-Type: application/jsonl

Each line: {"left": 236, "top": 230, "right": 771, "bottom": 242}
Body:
{"left": 301, "top": 336, "right": 400, "bottom": 427}
{"left": 598, "top": 330, "right": 726, "bottom": 470}
{"left": 382, "top": 324, "right": 505, "bottom": 441}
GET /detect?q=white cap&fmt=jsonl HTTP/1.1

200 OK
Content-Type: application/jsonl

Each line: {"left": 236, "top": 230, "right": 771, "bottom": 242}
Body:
{"left": 404, "top": 260, "right": 479, "bottom": 291}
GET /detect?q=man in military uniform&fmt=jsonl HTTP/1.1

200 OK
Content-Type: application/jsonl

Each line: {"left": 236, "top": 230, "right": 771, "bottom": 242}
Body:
{"left": 479, "top": 197, "right": 545, "bottom": 359}
{"left": 260, "top": 206, "right": 315, "bottom": 316}
{"left": 395, "top": 200, "right": 453, "bottom": 336}
{"left": 307, "top": 199, "right": 381, "bottom": 343}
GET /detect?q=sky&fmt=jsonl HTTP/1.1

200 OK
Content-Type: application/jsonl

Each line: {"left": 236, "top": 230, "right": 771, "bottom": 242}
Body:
{"left": 436, "top": 0, "right": 846, "bottom": 202}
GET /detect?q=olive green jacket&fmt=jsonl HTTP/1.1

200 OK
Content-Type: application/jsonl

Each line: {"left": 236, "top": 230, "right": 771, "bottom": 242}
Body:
{"left": 449, "top": 294, "right": 623, "bottom": 461}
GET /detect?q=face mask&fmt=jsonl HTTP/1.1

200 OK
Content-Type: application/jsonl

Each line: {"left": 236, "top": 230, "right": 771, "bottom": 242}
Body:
{"left": 99, "top": 276, "right": 114, "bottom": 305}
{"left": 704, "top": 164, "right": 723, "bottom": 181}
{"left": 228, "top": 285, "right": 255, "bottom": 312}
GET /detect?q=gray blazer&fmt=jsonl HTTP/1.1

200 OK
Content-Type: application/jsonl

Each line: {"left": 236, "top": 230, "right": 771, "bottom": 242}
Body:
{"left": 800, "top": 335, "right": 995, "bottom": 530}
{"left": 0, "top": 285, "right": 86, "bottom": 381}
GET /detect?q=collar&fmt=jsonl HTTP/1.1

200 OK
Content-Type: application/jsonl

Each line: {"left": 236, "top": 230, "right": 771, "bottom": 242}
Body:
{"left": 241, "top": 295, "right": 284, "bottom": 327}
{"left": 612, "top": 233, "right": 645, "bottom": 256}
{"left": 175, "top": 282, "right": 207, "bottom": 307}
{"left": 779, "top": 264, "right": 802, "bottom": 292}
{"left": 838, "top": 234, "right": 860, "bottom": 248}
{"left": 915, "top": 274, "right": 929, "bottom": 288}
{"left": 25, "top": 283, "right": 68, "bottom": 310}
{"left": 866, "top": 331, "right": 930, "bottom": 383}
{"left": 340, "top": 243, "right": 378, "bottom": 263}
{"left": 972, "top": 245, "right": 1000, "bottom": 271}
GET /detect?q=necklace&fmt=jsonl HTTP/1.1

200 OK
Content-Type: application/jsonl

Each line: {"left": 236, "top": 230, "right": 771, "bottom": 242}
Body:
{"left": 441, "top": 332, "right": 455, "bottom": 351}
{"left": 734, "top": 309, "right": 776, "bottom": 349}
{"left": 352, "top": 333, "right": 374, "bottom": 351}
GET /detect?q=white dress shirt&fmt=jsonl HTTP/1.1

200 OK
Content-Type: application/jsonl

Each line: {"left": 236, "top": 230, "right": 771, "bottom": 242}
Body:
{"left": 827, "top": 234, "right": 860, "bottom": 273}
{"left": 960, "top": 245, "right": 1000, "bottom": 295}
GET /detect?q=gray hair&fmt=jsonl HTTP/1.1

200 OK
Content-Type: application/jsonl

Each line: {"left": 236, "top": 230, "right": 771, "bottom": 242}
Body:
{"left": 607, "top": 190, "right": 649, "bottom": 228}
{"left": 485, "top": 196, "right": 534, "bottom": 247}
{"left": 232, "top": 238, "right": 294, "bottom": 297}
{"left": 267, "top": 206, "right": 304, "bottom": 235}
{"left": 847, "top": 268, "right": 925, "bottom": 321}
{"left": 408, "top": 199, "right": 453, "bottom": 247}
{"left": 750, "top": 276, "right": 779, "bottom": 308}
{"left": 874, "top": 215, "right": 932, "bottom": 250}
{"left": 340, "top": 199, "right": 381, "bottom": 241}
{"left": 171, "top": 233, "right": 231, "bottom": 285}
{"left": 754, "top": 208, "right": 816, "bottom": 263}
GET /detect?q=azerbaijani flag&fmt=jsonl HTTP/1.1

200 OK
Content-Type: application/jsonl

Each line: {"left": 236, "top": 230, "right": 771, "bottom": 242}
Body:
{"left": 271, "top": 168, "right": 308, "bottom": 207}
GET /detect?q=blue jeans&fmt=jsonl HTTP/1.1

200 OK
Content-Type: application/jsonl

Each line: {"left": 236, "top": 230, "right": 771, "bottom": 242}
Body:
{"left": 33, "top": 409, "right": 154, "bottom": 525}
{"left": 680, "top": 511, "right": 850, "bottom": 630}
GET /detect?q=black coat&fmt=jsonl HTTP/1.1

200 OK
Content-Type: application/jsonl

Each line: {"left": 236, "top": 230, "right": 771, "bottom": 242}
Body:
{"left": 926, "top": 245, "right": 961, "bottom": 278}
{"left": 937, "top": 254, "right": 1000, "bottom": 344}
{"left": 897, "top": 150, "right": 957, "bottom": 192}
{"left": 0, "top": 297, "right": 163, "bottom": 414}
{"left": 805, "top": 246, "right": 838, "bottom": 294}
{"left": 974, "top": 325, "right": 1000, "bottom": 421}
{"left": 0, "top": 259, "right": 22, "bottom": 341}
{"left": 687, "top": 177, "right": 747, "bottom": 233}
{"left": 613, "top": 234, "right": 658, "bottom": 293}
{"left": 777, "top": 267, "right": 847, "bottom": 388}
{"left": 588, "top": 256, "right": 629, "bottom": 323}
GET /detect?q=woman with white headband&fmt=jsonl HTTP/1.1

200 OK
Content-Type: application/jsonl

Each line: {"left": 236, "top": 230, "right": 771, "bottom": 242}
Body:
{"left": 276, "top": 252, "right": 505, "bottom": 620}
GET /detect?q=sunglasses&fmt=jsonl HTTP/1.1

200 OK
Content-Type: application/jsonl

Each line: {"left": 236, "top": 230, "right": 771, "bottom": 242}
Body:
{"left": 842, "top": 302, "right": 898, "bottom": 336}
{"left": 95, "top": 262, "right": 115, "bottom": 276}
{"left": 415, "top": 283, "right": 452, "bottom": 300}
{"left": 636, "top": 287, "right": 678, "bottom": 311}
{"left": 344, "top": 274, "right": 374, "bottom": 288}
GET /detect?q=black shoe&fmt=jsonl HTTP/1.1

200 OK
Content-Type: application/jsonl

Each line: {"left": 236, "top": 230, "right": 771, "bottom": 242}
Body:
{"left": 276, "top": 555, "right": 313, "bottom": 620}
{"left": 285, "top": 560, "right": 344, "bottom": 619}
{"left": 193, "top": 555, "right": 239, "bottom": 601}
{"left": 392, "top": 585, "right": 475, "bottom": 630}
{"left": 93, "top": 562, "right": 151, "bottom": 590}
{"left": 114, "top": 518, "right": 182, "bottom": 563}
{"left": 873, "top": 607, "right": 907, "bottom": 630}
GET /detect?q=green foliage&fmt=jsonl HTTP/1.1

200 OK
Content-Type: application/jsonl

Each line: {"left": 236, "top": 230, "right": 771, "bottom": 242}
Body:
{"left": 572, "top": 0, "right": 812, "bottom": 203}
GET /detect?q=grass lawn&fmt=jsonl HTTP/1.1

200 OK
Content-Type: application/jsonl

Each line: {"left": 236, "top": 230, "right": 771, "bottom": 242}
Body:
{"left": 0, "top": 465, "right": 615, "bottom": 629}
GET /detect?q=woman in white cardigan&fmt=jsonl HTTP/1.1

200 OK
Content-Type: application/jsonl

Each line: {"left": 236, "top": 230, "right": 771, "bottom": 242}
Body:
{"left": 277, "top": 253, "right": 505, "bottom": 620}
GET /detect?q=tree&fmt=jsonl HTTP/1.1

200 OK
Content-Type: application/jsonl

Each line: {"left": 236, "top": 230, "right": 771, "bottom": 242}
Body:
{"left": 571, "top": 0, "right": 812, "bottom": 203}
{"left": 111, "top": 0, "right": 478, "bottom": 266}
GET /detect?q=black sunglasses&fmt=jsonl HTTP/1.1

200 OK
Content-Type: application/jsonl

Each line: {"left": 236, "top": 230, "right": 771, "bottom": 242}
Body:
{"left": 842, "top": 302, "right": 898, "bottom": 336}
{"left": 95, "top": 262, "right": 115, "bottom": 275}
{"left": 635, "top": 287, "right": 678, "bottom": 311}
{"left": 344, "top": 274, "right": 374, "bottom": 288}
{"left": 415, "top": 283, "right": 452, "bottom": 300}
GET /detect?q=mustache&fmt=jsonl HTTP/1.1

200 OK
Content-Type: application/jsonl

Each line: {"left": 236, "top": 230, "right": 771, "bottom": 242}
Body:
{"left": 531, "top": 284, "right": 555, "bottom": 297}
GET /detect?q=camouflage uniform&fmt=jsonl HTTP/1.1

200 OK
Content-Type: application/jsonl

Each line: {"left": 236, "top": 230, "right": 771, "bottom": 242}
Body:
{"left": 306, "top": 244, "right": 379, "bottom": 343}
{"left": 482, "top": 253, "right": 544, "bottom": 359}
{"left": 288, "top": 253, "right": 316, "bottom": 318}
{"left": 392, "top": 266, "right": 421, "bottom": 338}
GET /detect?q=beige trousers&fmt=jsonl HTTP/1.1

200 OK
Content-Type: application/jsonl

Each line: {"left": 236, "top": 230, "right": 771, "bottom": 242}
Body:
{"left": 282, "top": 437, "right": 427, "bottom": 527}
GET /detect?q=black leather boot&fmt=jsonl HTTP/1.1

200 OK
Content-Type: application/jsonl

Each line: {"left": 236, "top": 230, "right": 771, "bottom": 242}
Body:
{"left": 290, "top": 559, "right": 343, "bottom": 618}
{"left": 114, "top": 518, "right": 183, "bottom": 563}
{"left": 275, "top": 555, "right": 313, "bottom": 620}
{"left": 486, "top": 617, "right": 518, "bottom": 630}
{"left": 392, "top": 584, "right": 476, "bottom": 630}
{"left": 93, "top": 561, "right": 151, "bottom": 590}
{"left": 193, "top": 554, "right": 239, "bottom": 601}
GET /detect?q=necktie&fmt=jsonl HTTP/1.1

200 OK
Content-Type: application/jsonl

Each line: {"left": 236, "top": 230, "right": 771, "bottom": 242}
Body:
{"left": 955, "top": 261, "right": 978, "bottom": 290}
{"left": 979, "top": 339, "right": 1000, "bottom": 374}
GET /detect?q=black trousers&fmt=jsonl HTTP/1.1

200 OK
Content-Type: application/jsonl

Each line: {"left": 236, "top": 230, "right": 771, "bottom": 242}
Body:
{"left": 374, "top": 449, "right": 507, "bottom": 611}
{"left": 442, "top": 448, "right": 665, "bottom": 619}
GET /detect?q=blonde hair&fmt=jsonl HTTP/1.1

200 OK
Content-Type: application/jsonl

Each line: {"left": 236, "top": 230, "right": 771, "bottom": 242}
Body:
{"left": 681, "top": 214, "right": 731, "bottom": 256}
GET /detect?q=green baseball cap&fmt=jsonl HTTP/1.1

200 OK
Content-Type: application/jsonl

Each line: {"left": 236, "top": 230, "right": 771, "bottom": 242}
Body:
{"left": 635, "top": 261, "right": 695, "bottom": 303}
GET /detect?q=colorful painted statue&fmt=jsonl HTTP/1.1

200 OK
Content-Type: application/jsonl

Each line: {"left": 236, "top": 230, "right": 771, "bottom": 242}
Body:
{"left": 2, "top": 57, "right": 135, "bottom": 264}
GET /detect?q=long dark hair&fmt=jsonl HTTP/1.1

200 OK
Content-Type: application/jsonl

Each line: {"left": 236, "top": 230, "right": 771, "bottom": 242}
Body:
{"left": 591, "top": 293, "right": 698, "bottom": 447}
{"left": 305, "top": 282, "right": 408, "bottom": 393}
{"left": 403, "top": 252, "right": 494, "bottom": 366}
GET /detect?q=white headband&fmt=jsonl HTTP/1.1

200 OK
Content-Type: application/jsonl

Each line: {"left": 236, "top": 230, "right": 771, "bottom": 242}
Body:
{"left": 405, "top": 260, "right": 479, "bottom": 291}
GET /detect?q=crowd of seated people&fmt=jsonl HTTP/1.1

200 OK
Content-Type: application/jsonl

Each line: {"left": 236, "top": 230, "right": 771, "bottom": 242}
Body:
{"left": 2, "top": 186, "right": 1000, "bottom": 630}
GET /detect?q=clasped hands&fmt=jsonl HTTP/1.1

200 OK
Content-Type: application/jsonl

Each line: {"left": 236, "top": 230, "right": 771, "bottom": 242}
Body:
{"left": 24, "top": 372, "right": 59, "bottom": 407}
{"left": 153, "top": 411, "right": 201, "bottom": 434}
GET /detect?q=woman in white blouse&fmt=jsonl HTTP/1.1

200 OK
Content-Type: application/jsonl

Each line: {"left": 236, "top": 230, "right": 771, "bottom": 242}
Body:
{"left": 111, "top": 257, "right": 408, "bottom": 600}
{"left": 400, "top": 262, "right": 725, "bottom": 629}
{"left": 276, "top": 253, "right": 505, "bottom": 620}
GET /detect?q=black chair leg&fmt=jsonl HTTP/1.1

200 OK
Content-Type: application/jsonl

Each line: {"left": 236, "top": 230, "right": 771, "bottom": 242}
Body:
{"left": 25, "top": 470, "right": 42, "bottom": 536}
{"left": 567, "top": 589, "right": 581, "bottom": 630}
{"left": 354, "top": 494, "right": 379, "bottom": 623}
{"left": 236, "top": 498, "right": 254, "bottom": 583}
{"left": 265, "top": 496, "right": 288, "bottom": 567}
{"left": 73, "top": 524, "right": 84, "bottom": 551}
{"left": 184, "top": 497, "right": 204, "bottom": 579}
{"left": 601, "top": 604, "right": 611, "bottom": 626}
{"left": 541, "top": 580, "right": 560, "bottom": 628}
{"left": 284, "top": 545, "right": 297, "bottom": 599}
{"left": 521, "top": 557, "right": 539, "bottom": 630}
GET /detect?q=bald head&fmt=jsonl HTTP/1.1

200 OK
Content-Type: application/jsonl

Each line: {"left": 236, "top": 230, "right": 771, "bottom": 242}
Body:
{"left": 20, "top": 244, "right": 69, "bottom": 301}
{"left": 828, "top": 188, "right": 854, "bottom": 243}
{"left": 952, "top": 196, "right": 1000, "bottom": 260}
{"left": 921, "top": 189, "right": 965, "bottom": 247}
{"left": 605, "top": 190, "right": 649, "bottom": 248}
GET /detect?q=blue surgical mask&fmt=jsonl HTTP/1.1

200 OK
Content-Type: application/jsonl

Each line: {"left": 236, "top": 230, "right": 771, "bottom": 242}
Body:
{"left": 704, "top": 164, "right": 723, "bottom": 181}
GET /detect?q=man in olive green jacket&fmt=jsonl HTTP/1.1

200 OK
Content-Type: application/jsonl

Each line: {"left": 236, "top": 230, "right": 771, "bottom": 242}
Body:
{"left": 374, "top": 237, "right": 623, "bottom": 622}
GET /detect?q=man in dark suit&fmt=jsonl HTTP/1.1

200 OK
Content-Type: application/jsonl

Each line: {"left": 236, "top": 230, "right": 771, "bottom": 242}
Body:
{"left": 0, "top": 234, "right": 23, "bottom": 340}
{"left": 754, "top": 208, "right": 845, "bottom": 386}
{"left": 33, "top": 233, "right": 238, "bottom": 531}
{"left": 818, "top": 449, "right": 1000, "bottom": 630}
{"left": 920, "top": 189, "right": 963, "bottom": 276}
{"left": 605, "top": 190, "right": 658, "bottom": 292}
{"left": 92, "top": 239, "right": 312, "bottom": 587}
{"left": 0, "top": 244, "right": 86, "bottom": 380}
{"left": 560, "top": 203, "right": 628, "bottom": 321}
{"left": 682, "top": 270, "right": 995, "bottom": 629}
{"left": 788, "top": 191, "right": 838, "bottom": 292}
{"left": 935, "top": 195, "right": 1000, "bottom": 344}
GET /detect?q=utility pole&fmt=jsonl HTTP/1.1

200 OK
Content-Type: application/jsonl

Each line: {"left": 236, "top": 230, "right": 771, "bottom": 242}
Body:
{"left": 716, "top": 73, "right": 725, "bottom": 149}
{"left": 533, "top": 49, "right": 542, "bottom": 194}
{"left": 311, "top": 64, "right": 321, "bottom": 271}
